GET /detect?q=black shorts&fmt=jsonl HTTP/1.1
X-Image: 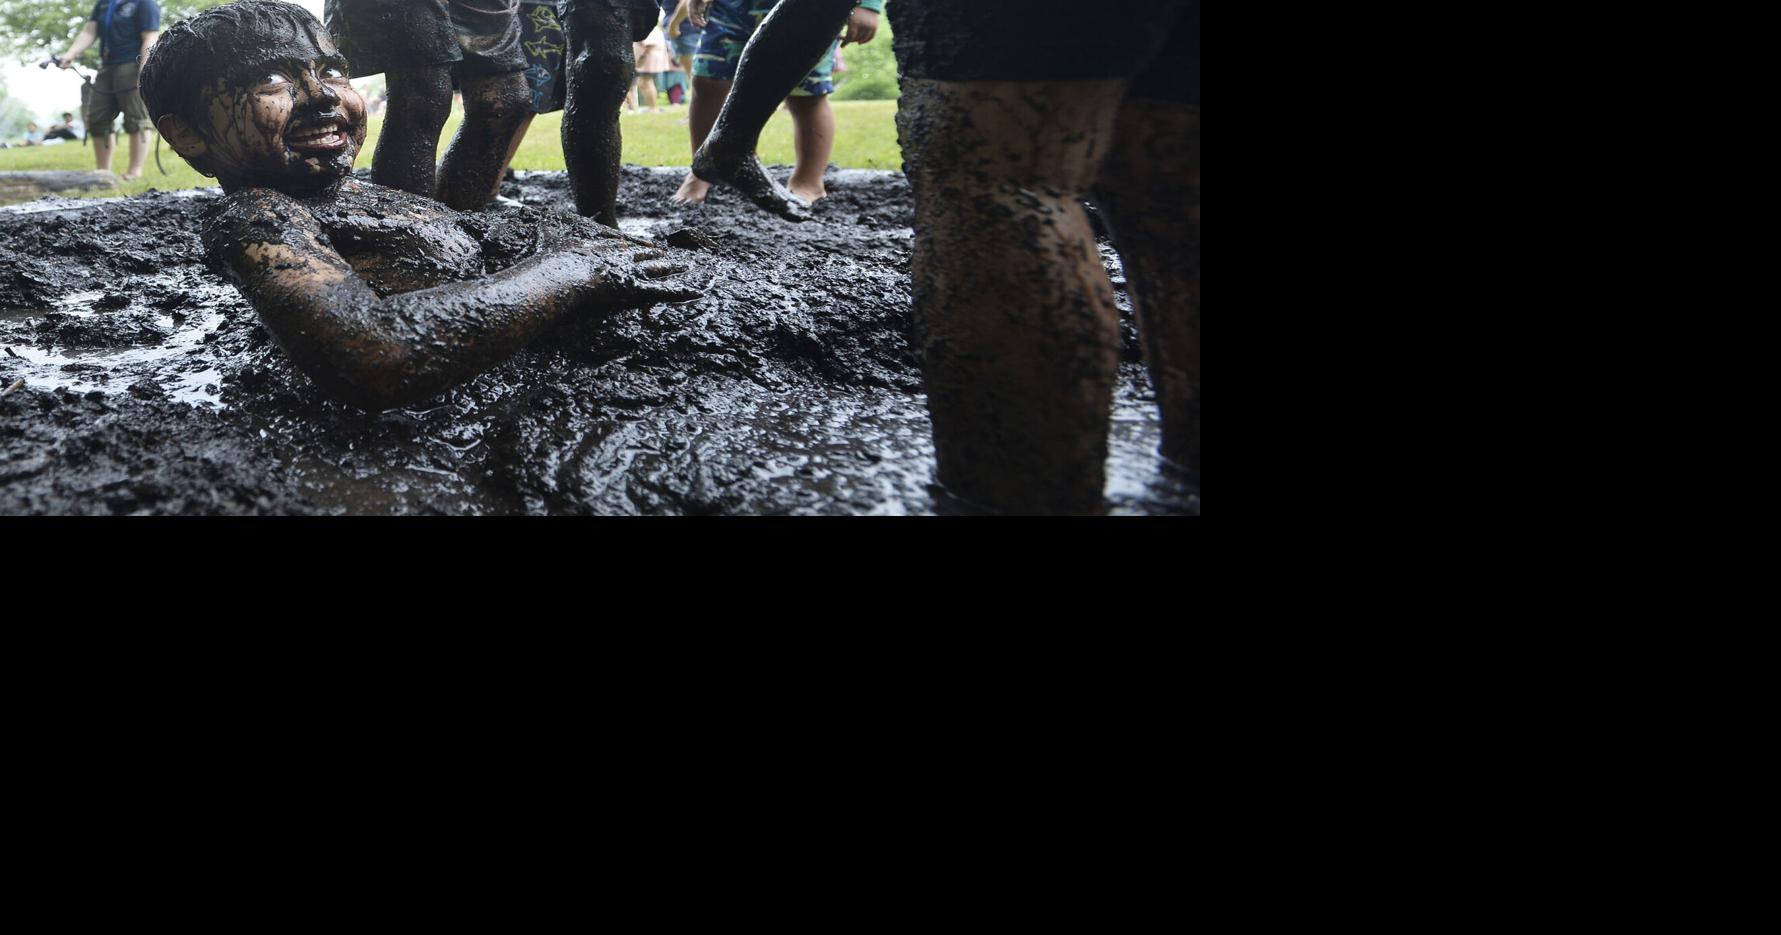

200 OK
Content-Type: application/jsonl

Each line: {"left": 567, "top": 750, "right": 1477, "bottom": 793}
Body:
{"left": 889, "top": 0, "right": 1199, "bottom": 106}
{"left": 326, "top": 0, "right": 527, "bottom": 80}
{"left": 558, "top": 0, "right": 660, "bottom": 44}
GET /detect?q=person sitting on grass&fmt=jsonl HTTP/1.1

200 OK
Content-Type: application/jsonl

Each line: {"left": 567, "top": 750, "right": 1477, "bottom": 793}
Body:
{"left": 137, "top": 0, "right": 699, "bottom": 412}
{"left": 46, "top": 113, "right": 86, "bottom": 141}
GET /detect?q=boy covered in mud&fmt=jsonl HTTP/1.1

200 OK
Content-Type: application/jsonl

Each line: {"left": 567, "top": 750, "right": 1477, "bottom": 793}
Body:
{"left": 138, "top": 0, "right": 697, "bottom": 411}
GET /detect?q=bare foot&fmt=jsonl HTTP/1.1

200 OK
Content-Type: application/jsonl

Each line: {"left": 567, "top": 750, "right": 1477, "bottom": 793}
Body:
{"left": 692, "top": 147, "right": 812, "bottom": 222}
{"left": 672, "top": 172, "right": 711, "bottom": 205}
{"left": 120, "top": 171, "right": 142, "bottom": 182}
{"left": 787, "top": 179, "right": 826, "bottom": 205}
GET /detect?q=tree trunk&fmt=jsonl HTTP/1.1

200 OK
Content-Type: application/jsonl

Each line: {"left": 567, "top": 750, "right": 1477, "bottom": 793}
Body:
{"left": 0, "top": 170, "right": 121, "bottom": 202}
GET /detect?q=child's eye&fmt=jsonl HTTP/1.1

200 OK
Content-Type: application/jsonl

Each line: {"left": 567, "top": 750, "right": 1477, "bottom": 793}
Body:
{"left": 321, "top": 66, "right": 347, "bottom": 80}
{"left": 260, "top": 72, "right": 291, "bottom": 88}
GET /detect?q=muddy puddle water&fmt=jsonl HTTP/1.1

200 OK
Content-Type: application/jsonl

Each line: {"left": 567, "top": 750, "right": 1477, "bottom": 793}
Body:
{"left": 1, "top": 168, "right": 1195, "bottom": 514}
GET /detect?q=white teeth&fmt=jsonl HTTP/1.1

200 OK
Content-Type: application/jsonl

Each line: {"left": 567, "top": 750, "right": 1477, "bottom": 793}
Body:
{"left": 290, "top": 122, "right": 343, "bottom": 142}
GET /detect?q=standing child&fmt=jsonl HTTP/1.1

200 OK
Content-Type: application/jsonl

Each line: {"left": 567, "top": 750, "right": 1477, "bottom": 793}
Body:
{"left": 671, "top": 0, "right": 882, "bottom": 211}
{"left": 324, "top": 0, "right": 531, "bottom": 210}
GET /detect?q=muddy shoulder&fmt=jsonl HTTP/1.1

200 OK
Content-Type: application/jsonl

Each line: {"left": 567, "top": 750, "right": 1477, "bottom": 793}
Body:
{"left": 0, "top": 167, "right": 1192, "bottom": 515}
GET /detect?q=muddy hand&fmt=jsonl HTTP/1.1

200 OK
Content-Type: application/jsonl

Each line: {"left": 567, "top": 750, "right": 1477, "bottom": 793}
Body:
{"left": 576, "top": 241, "right": 701, "bottom": 305}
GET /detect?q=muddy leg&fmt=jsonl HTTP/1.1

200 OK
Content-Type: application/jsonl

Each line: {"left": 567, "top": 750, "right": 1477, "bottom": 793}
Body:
{"left": 375, "top": 65, "right": 452, "bottom": 197}
{"left": 561, "top": 1, "right": 636, "bottom": 225}
{"left": 690, "top": 0, "right": 853, "bottom": 218}
{"left": 785, "top": 94, "right": 834, "bottom": 206}
{"left": 674, "top": 76, "right": 729, "bottom": 204}
{"left": 898, "top": 77, "right": 1127, "bottom": 515}
{"left": 438, "top": 70, "right": 531, "bottom": 210}
{"left": 1095, "top": 102, "right": 1200, "bottom": 474}
{"left": 498, "top": 113, "right": 537, "bottom": 179}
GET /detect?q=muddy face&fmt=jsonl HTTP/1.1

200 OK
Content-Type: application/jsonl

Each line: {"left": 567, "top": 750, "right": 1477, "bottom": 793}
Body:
{"left": 199, "top": 48, "right": 367, "bottom": 195}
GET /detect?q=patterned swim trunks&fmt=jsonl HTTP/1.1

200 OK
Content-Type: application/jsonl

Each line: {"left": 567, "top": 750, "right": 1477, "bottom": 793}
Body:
{"left": 692, "top": 0, "right": 849, "bottom": 96}
{"left": 517, "top": 0, "right": 566, "bottom": 113}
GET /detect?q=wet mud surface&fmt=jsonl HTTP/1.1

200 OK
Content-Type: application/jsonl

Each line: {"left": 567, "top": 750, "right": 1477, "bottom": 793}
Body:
{"left": 1, "top": 166, "right": 1196, "bottom": 514}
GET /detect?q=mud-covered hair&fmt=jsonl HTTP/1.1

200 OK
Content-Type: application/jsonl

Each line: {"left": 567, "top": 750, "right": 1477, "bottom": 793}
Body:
{"left": 140, "top": 0, "right": 338, "bottom": 127}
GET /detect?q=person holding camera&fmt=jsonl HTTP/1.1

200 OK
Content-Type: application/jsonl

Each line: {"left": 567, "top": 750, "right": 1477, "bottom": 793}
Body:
{"left": 55, "top": 0, "right": 162, "bottom": 180}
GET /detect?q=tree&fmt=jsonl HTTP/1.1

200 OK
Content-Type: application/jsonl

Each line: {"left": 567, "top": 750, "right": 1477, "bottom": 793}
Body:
{"left": 832, "top": 13, "right": 898, "bottom": 102}
{"left": 0, "top": 1, "right": 233, "bottom": 66}
{"left": 0, "top": 73, "right": 34, "bottom": 138}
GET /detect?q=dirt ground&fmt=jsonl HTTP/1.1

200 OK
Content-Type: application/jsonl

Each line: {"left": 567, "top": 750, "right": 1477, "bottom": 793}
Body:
{"left": 0, "top": 167, "right": 1196, "bottom": 515}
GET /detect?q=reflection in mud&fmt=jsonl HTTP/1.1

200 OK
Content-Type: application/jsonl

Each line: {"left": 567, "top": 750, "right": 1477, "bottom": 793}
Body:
{"left": 1, "top": 168, "right": 1195, "bottom": 514}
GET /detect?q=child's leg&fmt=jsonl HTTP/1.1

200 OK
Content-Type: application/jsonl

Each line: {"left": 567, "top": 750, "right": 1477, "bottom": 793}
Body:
{"left": 1092, "top": 7, "right": 1200, "bottom": 473}
{"left": 898, "top": 77, "right": 1128, "bottom": 514}
{"left": 691, "top": 1, "right": 852, "bottom": 217}
{"left": 637, "top": 74, "right": 658, "bottom": 110}
{"left": 561, "top": 0, "right": 638, "bottom": 225}
{"left": 784, "top": 93, "right": 834, "bottom": 204}
{"left": 1095, "top": 102, "right": 1199, "bottom": 473}
{"left": 375, "top": 64, "right": 453, "bottom": 197}
{"left": 438, "top": 70, "right": 531, "bottom": 210}
{"left": 672, "top": 76, "right": 730, "bottom": 204}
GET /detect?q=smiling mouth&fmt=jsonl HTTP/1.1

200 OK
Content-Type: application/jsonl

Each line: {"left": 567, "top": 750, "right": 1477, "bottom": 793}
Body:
{"left": 286, "top": 119, "right": 351, "bottom": 154}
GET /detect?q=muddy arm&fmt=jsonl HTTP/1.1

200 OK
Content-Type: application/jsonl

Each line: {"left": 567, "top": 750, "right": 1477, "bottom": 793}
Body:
{"left": 207, "top": 197, "right": 692, "bottom": 411}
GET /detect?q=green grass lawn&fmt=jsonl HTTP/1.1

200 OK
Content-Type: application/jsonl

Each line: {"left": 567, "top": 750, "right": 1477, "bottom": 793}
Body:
{"left": 0, "top": 99, "right": 901, "bottom": 203}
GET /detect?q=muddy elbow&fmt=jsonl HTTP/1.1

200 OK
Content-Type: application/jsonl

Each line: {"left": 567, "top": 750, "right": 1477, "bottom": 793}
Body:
{"left": 296, "top": 342, "right": 434, "bottom": 412}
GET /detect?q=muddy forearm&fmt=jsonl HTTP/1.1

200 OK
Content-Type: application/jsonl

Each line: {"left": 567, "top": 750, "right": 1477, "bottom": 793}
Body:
{"left": 263, "top": 251, "right": 604, "bottom": 410}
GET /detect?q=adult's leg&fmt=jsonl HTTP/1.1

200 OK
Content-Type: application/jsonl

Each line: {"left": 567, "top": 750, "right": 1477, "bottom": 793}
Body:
{"left": 86, "top": 74, "right": 120, "bottom": 174}
{"left": 691, "top": 0, "right": 853, "bottom": 218}
{"left": 375, "top": 65, "right": 453, "bottom": 196}
{"left": 438, "top": 69, "right": 531, "bottom": 210}
{"left": 783, "top": 93, "right": 833, "bottom": 205}
{"left": 898, "top": 77, "right": 1129, "bottom": 514}
{"left": 123, "top": 131, "right": 150, "bottom": 181}
{"left": 561, "top": 1, "right": 638, "bottom": 225}
{"left": 92, "top": 133, "right": 115, "bottom": 174}
{"left": 671, "top": 76, "right": 729, "bottom": 203}
{"left": 637, "top": 74, "right": 659, "bottom": 109}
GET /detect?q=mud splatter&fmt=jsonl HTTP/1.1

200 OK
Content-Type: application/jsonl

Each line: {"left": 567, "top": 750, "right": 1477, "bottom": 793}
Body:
{"left": 0, "top": 168, "right": 1196, "bottom": 514}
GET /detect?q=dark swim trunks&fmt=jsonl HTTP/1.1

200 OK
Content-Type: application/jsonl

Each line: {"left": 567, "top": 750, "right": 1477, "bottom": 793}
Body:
{"left": 326, "top": 0, "right": 527, "bottom": 80}
{"left": 890, "top": 0, "right": 1199, "bottom": 106}
{"left": 557, "top": 0, "right": 659, "bottom": 44}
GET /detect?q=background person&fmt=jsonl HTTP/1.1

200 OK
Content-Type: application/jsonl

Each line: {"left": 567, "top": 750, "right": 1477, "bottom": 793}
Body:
{"left": 46, "top": 112, "right": 86, "bottom": 141}
{"left": 663, "top": 0, "right": 700, "bottom": 106}
{"left": 55, "top": 0, "right": 161, "bottom": 180}
{"left": 630, "top": 23, "right": 672, "bottom": 112}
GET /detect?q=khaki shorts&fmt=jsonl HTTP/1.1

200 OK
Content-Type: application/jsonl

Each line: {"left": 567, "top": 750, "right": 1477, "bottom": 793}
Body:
{"left": 86, "top": 61, "right": 152, "bottom": 135}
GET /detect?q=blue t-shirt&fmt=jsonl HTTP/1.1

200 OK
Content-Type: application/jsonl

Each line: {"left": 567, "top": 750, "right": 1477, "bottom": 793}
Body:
{"left": 89, "top": 0, "right": 161, "bottom": 67}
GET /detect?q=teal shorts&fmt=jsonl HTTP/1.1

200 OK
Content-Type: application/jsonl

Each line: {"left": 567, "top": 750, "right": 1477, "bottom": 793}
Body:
{"left": 692, "top": 0, "right": 838, "bottom": 96}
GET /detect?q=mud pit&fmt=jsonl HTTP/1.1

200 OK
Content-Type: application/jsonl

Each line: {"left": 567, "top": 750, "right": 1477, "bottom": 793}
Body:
{"left": 0, "top": 167, "right": 1196, "bottom": 515}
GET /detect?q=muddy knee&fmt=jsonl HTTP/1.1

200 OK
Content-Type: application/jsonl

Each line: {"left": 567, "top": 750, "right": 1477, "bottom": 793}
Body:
{"left": 464, "top": 72, "right": 532, "bottom": 129}
{"left": 384, "top": 66, "right": 452, "bottom": 132}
